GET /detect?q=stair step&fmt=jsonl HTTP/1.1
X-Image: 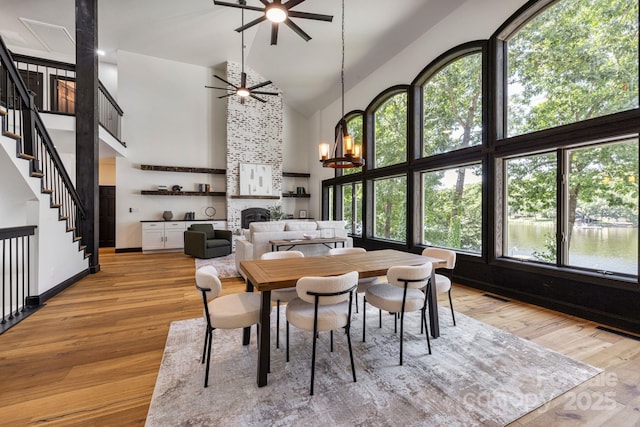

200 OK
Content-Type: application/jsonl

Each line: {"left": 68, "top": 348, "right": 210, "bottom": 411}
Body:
{"left": 75, "top": 237, "right": 82, "bottom": 242}
{"left": 18, "top": 153, "right": 35, "bottom": 160}
{"left": 84, "top": 252, "right": 92, "bottom": 259}
{"left": 59, "top": 215, "right": 69, "bottom": 221}
{"left": 2, "top": 131, "right": 21, "bottom": 140}
{"left": 42, "top": 189, "right": 53, "bottom": 194}
{"left": 31, "top": 171, "right": 44, "bottom": 178}
{"left": 67, "top": 227, "right": 76, "bottom": 232}
{"left": 0, "top": 109, "right": 7, "bottom": 116}
{"left": 51, "top": 203, "right": 62, "bottom": 208}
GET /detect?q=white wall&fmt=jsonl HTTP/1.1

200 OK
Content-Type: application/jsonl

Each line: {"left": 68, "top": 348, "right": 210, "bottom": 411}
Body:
{"left": 115, "top": 50, "right": 227, "bottom": 248}
{"left": 307, "top": 0, "right": 529, "bottom": 215}
{"left": 99, "top": 62, "right": 119, "bottom": 99}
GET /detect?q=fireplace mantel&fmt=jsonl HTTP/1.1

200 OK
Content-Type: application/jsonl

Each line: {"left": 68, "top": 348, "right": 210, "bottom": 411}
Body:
{"left": 230, "top": 195, "right": 280, "bottom": 200}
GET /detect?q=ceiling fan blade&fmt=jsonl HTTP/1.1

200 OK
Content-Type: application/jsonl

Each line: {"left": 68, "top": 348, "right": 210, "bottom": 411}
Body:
{"left": 248, "top": 80, "right": 272, "bottom": 90}
{"left": 288, "top": 10, "right": 333, "bottom": 22}
{"left": 284, "top": 18, "right": 311, "bottom": 41}
{"left": 284, "top": 0, "right": 306, "bottom": 9}
{"left": 250, "top": 94, "right": 268, "bottom": 103}
{"left": 214, "top": 75, "right": 238, "bottom": 88}
{"left": 252, "top": 91, "right": 279, "bottom": 96}
{"left": 270, "top": 22, "right": 279, "bottom": 45}
{"left": 218, "top": 93, "right": 236, "bottom": 99}
{"left": 212, "top": 1, "right": 264, "bottom": 13}
{"left": 258, "top": 0, "right": 270, "bottom": 6}
{"left": 235, "top": 15, "right": 267, "bottom": 32}
{"left": 205, "top": 85, "right": 235, "bottom": 90}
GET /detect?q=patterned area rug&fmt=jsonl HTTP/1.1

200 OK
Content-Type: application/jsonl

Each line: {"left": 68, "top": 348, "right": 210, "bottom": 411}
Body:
{"left": 195, "top": 254, "right": 239, "bottom": 278}
{"left": 146, "top": 307, "right": 601, "bottom": 426}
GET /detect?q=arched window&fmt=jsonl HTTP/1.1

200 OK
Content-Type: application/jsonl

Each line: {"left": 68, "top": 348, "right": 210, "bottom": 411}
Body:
{"left": 506, "top": 0, "right": 639, "bottom": 137}
{"left": 422, "top": 52, "right": 482, "bottom": 157}
{"left": 373, "top": 92, "right": 407, "bottom": 168}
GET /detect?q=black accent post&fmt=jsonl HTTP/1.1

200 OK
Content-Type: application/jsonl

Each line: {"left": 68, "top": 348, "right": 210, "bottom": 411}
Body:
{"left": 75, "top": 0, "right": 100, "bottom": 273}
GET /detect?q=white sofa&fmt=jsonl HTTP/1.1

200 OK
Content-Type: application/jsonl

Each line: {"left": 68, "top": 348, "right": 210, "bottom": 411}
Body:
{"left": 235, "top": 221, "right": 353, "bottom": 278}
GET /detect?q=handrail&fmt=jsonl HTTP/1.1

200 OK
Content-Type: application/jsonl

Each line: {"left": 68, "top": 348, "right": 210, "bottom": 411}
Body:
{"left": 0, "top": 35, "right": 86, "bottom": 220}
{"left": 10, "top": 51, "right": 125, "bottom": 143}
{"left": 0, "top": 225, "right": 37, "bottom": 240}
{"left": 1, "top": 225, "right": 36, "bottom": 329}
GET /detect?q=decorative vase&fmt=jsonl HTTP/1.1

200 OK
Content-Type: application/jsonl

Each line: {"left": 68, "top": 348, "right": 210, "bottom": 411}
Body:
{"left": 162, "top": 210, "right": 173, "bottom": 221}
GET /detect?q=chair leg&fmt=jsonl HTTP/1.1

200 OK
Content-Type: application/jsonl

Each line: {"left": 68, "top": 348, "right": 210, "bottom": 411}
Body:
{"left": 399, "top": 311, "right": 405, "bottom": 366}
{"left": 422, "top": 308, "right": 432, "bottom": 355}
{"left": 355, "top": 293, "right": 359, "bottom": 313}
{"left": 379, "top": 309, "right": 382, "bottom": 328}
{"left": 201, "top": 327, "right": 209, "bottom": 364}
{"left": 330, "top": 330, "right": 334, "bottom": 352}
{"left": 204, "top": 328, "right": 213, "bottom": 388}
{"left": 394, "top": 312, "right": 398, "bottom": 333}
{"left": 276, "top": 300, "right": 281, "bottom": 349}
{"left": 346, "top": 325, "right": 356, "bottom": 383}
{"left": 310, "top": 324, "right": 318, "bottom": 396}
{"left": 362, "top": 297, "right": 366, "bottom": 342}
{"left": 448, "top": 290, "right": 456, "bottom": 326}
{"left": 286, "top": 320, "right": 290, "bottom": 363}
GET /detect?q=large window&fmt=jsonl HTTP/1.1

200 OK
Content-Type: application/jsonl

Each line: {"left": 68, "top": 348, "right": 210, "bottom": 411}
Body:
{"left": 373, "top": 93, "right": 407, "bottom": 168}
{"left": 422, "top": 165, "right": 482, "bottom": 252}
{"left": 507, "top": 0, "right": 639, "bottom": 137}
{"left": 505, "top": 152, "right": 558, "bottom": 262}
{"left": 566, "top": 139, "right": 638, "bottom": 275}
{"left": 344, "top": 115, "right": 363, "bottom": 176}
{"left": 342, "top": 182, "right": 363, "bottom": 236}
{"left": 423, "top": 53, "right": 482, "bottom": 157}
{"left": 373, "top": 176, "right": 406, "bottom": 242}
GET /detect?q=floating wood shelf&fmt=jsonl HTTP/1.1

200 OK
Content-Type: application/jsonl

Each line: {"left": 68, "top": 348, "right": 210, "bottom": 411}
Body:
{"left": 230, "top": 195, "right": 280, "bottom": 200}
{"left": 140, "top": 164, "right": 226, "bottom": 174}
{"left": 141, "top": 190, "right": 226, "bottom": 196}
{"left": 282, "top": 193, "right": 310, "bottom": 198}
{"left": 282, "top": 172, "right": 311, "bottom": 178}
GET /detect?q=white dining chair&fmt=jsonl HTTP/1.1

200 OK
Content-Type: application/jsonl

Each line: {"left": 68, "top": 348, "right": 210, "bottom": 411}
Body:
{"left": 286, "top": 271, "right": 358, "bottom": 395}
{"left": 260, "top": 250, "right": 305, "bottom": 349}
{"left": 422, "top": 247, "right": 457, "bottom": 326}
{"left": 195, "top": 266, "right": 261, "bottom": 387}
{"left": 364, "top": 263, "right": 433, "bottom": 365}
{"left": 328, "top": 247, "right": 378, "bottom": 314}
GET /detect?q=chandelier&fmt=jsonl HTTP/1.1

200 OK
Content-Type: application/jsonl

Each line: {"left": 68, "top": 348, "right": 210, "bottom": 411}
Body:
{"left": 318, "top": 0, "right": 364, "bottom": 169}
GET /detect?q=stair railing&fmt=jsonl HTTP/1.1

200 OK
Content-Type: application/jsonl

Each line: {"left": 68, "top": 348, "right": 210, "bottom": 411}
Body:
{"left": 9, "top": 52, "right": 125, "bottom": 144}
{"left": 0, "top": 226, "right": 36, "bottom": 332}
{"left": 1, "top": 36, "right": 86, "bottom": 248}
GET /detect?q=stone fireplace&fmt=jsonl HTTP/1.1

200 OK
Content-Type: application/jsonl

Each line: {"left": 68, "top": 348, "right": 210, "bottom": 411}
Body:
{"left": 240, "top": 207, "right": 270, "bottom": 229}
{"left": 224, "top": 61, "right": 283, "bottom": 232}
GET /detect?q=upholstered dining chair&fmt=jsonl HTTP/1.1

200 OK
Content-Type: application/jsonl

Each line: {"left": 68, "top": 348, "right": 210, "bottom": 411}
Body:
{"left": 260, "top": 250, "right": 305, "bottom": 349}
{"left": 364, "top": 263, "right": 433, "bottom": 365}
{"left": 285, "top": 271, "right": 358, "bottom": 396}
{"left": 328, "top": 247, "right": 378, "bottom": 313}
{"left": 195, "top": 266, "right": 261, "bottom": 388}
{"left": 422, "top": 247, "right": 457, "bottom": 326}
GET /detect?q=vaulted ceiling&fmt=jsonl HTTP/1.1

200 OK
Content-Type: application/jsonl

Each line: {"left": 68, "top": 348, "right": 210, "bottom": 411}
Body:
{"left": 0, "top": 0, "right": 467, "bottom": 116}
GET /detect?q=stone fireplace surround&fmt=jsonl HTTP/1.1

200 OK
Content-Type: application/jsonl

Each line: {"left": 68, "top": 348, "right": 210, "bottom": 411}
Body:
{"left": 224, "top": 61, "right": 284, "bottom": 233}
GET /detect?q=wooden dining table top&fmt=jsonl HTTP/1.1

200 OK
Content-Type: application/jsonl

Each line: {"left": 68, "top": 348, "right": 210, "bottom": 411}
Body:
{"left": 240, "top": 249, "right": 445, "bottom": 292}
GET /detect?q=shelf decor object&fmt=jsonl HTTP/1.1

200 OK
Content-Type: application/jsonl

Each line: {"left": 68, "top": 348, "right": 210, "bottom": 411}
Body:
{"left": 318, "top": 0, "right": 364, "bottom": 170}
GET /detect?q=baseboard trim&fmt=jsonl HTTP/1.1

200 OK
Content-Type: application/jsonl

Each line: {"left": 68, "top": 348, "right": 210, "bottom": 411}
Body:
{"left": 115, "top": 247, "right": 142, "bottom": 253}
{"left": 26, "top": 269, "right": 90, "bottom": 306}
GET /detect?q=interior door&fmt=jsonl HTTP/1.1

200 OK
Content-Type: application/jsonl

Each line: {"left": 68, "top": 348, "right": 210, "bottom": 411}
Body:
{"left": 99, "top": 186, "right": 116, "bottom": 247}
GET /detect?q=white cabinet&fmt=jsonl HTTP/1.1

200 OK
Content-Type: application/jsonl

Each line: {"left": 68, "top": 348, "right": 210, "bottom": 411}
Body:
{"left": 142, "top": 222, "right": 186, "bottom": 253}
{"left": 142, "top": 221, "right": 229, "bottom": 253}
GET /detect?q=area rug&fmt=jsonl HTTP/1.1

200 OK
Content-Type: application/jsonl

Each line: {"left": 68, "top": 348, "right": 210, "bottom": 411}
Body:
{"left": 195, "top": 254, "right": 239, "bottom": 278}
{"left": 146, "top": 306, "right": 602, "bottom": 426}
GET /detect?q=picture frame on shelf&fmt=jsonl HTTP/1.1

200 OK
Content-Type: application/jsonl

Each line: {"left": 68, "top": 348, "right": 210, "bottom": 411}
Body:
{"left": 299, "top": 210, "right": 307, "bottom": 219}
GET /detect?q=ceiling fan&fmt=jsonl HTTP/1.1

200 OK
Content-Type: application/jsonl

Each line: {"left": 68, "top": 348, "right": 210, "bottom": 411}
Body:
{"left": 212, "top": 0, "right": 333, "bottom": 45}
{"left": 205, "top": 2, "right": 279, "bottom": 103}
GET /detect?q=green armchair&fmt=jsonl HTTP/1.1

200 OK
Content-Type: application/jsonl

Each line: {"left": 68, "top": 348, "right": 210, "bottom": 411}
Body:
{"left": 184, "top": 224, "right": 232, "bottom": 259}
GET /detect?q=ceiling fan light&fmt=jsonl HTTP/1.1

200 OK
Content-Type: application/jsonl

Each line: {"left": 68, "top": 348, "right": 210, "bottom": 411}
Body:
{"left": 265, "top": 5, "right": 287, "bottom": 23}
{"left": 237, "top": 88, "right": 250, "bottom": 97}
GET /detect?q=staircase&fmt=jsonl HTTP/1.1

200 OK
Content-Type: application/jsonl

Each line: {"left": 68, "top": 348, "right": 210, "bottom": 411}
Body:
{"left": 1, "top": 36, "right": 89, "bottom": 329}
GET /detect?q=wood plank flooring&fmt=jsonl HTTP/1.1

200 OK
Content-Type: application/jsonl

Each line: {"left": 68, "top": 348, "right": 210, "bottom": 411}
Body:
{"left": 0, "top": 249, "right": 638, "bottom": 426}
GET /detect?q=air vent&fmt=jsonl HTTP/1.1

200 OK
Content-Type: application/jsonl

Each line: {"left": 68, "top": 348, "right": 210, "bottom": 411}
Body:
{"left": 20, "top": 18, "right": 75, "bottom": 54}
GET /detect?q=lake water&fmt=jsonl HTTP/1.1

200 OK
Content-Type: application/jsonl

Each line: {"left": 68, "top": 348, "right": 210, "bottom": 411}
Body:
{"left": 507, "top": 222, "right": 638, "bottom": 275}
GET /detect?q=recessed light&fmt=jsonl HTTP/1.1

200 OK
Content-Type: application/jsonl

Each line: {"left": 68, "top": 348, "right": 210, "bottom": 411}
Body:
{"left": 96, "top": 49, "right": 105, "bottom": 56}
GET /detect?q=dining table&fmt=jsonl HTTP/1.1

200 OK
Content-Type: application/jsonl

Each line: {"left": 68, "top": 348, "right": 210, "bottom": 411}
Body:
{"left": 240, "top": 248, "right": 445, "bottom": 387}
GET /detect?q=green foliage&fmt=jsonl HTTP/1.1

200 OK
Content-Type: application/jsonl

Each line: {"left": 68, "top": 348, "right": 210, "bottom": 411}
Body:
{"left": 374, "top": 176, "right": 407, "bottom": 241}
{"left": 374, "top": 93, "right": 407, "bottom": 168}
{"left": 268, "top": 204, "right": 284, "bottom": 221}
{"left": 508, "top": 0, "right": 639, "bottom": 136}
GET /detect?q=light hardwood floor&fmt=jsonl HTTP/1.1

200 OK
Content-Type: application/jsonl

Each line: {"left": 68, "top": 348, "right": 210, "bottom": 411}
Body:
{"left": 0, "top": 249, "right": 638, "bottom": 426}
